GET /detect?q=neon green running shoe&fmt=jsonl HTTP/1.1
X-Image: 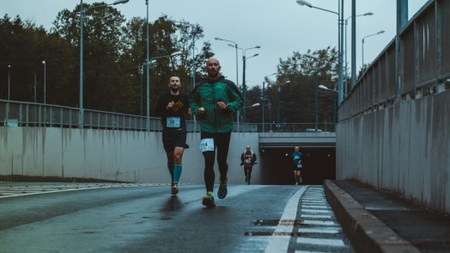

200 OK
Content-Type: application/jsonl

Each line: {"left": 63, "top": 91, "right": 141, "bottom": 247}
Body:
{"left": 218, "top": 178, "right": 228, "bottom": 199}
{"left": 202, "top": 192, "right": 215, "bottom": 208}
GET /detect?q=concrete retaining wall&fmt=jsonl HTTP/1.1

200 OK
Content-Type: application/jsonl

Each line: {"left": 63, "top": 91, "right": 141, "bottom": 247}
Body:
{"left": 336, "top": 90, "right": 450, "bottom": 214}
{"left": 0, "top": 128, "right": 260, "bottom": 185}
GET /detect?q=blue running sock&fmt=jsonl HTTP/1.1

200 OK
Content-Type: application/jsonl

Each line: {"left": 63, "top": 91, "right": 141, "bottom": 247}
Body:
{"left": 173, "top": 163, "right": 182, "bottom": 183}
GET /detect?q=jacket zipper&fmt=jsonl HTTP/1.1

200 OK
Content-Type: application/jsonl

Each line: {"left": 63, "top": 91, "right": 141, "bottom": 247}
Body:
{"left": 212, "top": 82, "right": 217, "bottom": 132}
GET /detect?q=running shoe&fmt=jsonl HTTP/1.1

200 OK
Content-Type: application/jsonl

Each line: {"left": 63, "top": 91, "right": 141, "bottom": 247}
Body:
{"left": 171, "top": 183, "right": 179, "bottom": 195}
{"left": 202, "top": 192, "right": 215, "bottom": 208}
{"left": 218, "top": 178, "right": 228, "bottom": 199}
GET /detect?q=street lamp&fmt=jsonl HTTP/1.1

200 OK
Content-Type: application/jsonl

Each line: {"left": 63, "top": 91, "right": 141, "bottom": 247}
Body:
{"left": 262, "top": 73, "right": 276, "bottom": 133}
{"left": 215, "top": 37, "right": 239, "bottom": 88}
{"left": 6, "top": 65, "right": 11, "bottom": 120}
{"left": 304, "top": 54, "right": 321, "bottom": 131}
{"left": 276, "top": 80, "right": 291, "bottom": 131}
{"left": 42, "top": 61, "right": 46, "bottom": 104}
{"left": 319, "top": 85, "right": 338, "bottom": 125}
{"left": 7, "top": 65, "right": 11, "bottom": 101}
{"left": 296, "top": 0, "right": 344, "bottom": 104}
{"left": 79, "top": 0, "right": 129, "bottom": 127}
{"left": 297, "top": 0, "right": 337, "bottom": 15}
{"left": 237, "top": 103, "right": 260, "bottom": 132}
{"left": 344, "top": 12, "right": 373, "bottom": 96}
{"left": 145, "top": 51, "right": 182, "bottom": 131}
{"left": 239, "top": 46, "right": 261, "bottom": 124}
{"left": 319, "top": 85, "right": 338, "bottom": 92}
{"left": 361, "top": 30, "right": 384, "bottom": 69}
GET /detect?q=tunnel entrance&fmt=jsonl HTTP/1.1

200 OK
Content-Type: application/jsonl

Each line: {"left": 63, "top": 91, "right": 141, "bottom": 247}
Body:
{"left": 258, "top": 147, "right": 336, "bottom": 185}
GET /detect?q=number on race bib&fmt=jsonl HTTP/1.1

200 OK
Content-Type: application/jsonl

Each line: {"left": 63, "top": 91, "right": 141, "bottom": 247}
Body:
{"left": 166, "top": 117, "right": 181, "bottom": 128}
{"left": 199, "top": 138, "right": 214, "bottom": 152}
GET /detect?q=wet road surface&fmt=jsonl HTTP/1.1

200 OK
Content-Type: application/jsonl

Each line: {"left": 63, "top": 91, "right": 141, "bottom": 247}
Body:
{"left": 0, "top": 182, "right": 355, "bottom": 253}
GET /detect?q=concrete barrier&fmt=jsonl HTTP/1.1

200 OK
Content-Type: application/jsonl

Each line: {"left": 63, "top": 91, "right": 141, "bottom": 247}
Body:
{"left": 336, "top": 90, "right": 450, "bottom": 214}
{"left": 0, "top": 128, "right": 260, "bottom": 185}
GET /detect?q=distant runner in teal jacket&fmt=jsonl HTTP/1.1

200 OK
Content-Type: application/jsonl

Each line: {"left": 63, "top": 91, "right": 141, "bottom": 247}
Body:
{"left": 291, "top": 146, "right": 303, "bottom": 185}
{"left": 189, "top": 57, "right": 242, "bottom": 208}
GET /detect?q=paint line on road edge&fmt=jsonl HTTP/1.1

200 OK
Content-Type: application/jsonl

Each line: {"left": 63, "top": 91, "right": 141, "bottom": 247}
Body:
{"left": 264, "top": 186, "right": 308, "bottom": 253}
{"left": 0, "top": 183, "right": 161, "bottom": 199}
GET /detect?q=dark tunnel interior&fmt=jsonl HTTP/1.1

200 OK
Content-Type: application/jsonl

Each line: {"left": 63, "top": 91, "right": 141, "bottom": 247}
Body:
{"left": 258, "top": 147, "right": 336, "bottom": 185}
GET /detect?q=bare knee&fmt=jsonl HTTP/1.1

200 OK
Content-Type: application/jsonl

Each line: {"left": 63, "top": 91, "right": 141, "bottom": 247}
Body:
{"left": 173, "top": 147, "right": 184, "bottom": 163}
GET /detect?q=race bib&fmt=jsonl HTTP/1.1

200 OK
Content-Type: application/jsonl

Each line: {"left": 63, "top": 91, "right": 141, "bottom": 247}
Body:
{"left": 199, "top": 138, "right": 214, "bottom": 152}
{"left": 245, "top": 158, "right": 252, "bottom": 164}
{"left": 166, "top": 117, "right": 181, "bottom": 128}
{"left": 297, "top": 163, "right": 303, "bottom": 168}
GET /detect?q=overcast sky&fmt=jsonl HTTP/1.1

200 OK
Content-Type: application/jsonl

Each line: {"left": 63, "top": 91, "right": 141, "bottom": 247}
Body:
{"left": 2, "top": 0, "right": 428, "bottom": 89}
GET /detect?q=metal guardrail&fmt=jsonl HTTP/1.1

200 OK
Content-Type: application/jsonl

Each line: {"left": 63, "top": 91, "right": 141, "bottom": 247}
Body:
{"left": 340, "top": 0, "right": 450, "bottom": 121}
{"left": 0, "top": 100, "right": 335, "bottom": 133}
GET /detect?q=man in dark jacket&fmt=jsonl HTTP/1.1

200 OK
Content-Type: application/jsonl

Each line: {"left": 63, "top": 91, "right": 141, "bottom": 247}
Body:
{"left": 155, "top": 76, "right": 190, "bottom": 195}
{"left": 189, "top": 58, "right": 243, "bottom": 208}
{"left": 241, "top": 145, "right": 257, "bottom": 185}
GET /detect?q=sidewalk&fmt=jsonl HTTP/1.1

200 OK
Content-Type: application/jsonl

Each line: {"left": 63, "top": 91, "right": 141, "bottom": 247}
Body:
{"left": 323, "top": 179, "right": 450, "bottom": 253}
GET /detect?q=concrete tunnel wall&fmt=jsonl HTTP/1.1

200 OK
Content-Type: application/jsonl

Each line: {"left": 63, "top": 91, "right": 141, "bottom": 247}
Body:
{"left": 336, "top": 90, "right": 450, "bottom": 214}
{"left": 0, "top": 129, "right": 262, "bottom": 185}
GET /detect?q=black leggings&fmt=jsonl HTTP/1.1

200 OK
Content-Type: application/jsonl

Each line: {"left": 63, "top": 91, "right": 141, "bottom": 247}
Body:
{"left": 201, "top": 132, "right": 231, "bottom": 192}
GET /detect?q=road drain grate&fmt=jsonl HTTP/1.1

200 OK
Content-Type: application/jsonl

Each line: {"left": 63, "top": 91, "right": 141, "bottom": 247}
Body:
{"left": 244, "top": 231, "right": 302, "bottom": 236}
{"left": 253, "top": 219, "right": 304, "bottom": 226}
{"left": 244, "top": 219, "right": 304, "bottom": 237}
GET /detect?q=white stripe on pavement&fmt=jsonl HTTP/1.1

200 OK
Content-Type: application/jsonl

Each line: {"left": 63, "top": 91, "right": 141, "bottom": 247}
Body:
{"left": 298, "top": 228, "right": 340, "bottom": 234}
{"left": 297, "top": 237, "right": 345, "bottom": 247}
{"left": 264, "top": 186, "right": 307, "bottom": 253}
{"left": 301, "top": 214, "right": 332, "bottom": 219}
{"left": 302, "top": 220, "right": 335, "bottom": 226}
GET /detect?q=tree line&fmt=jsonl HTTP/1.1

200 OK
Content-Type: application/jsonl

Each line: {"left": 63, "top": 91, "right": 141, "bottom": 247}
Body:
{"left": 0, "top": 2, "right": 340, "bottom": 127}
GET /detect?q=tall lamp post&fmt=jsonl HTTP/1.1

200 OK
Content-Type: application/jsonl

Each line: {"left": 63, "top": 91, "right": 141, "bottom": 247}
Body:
{"left": 361, "top": 30, "right": 384, "bottom": 69}
{"left": 239, "top": 46, "right": 260, "bottom": 125}
{"left": 276, "top": 81, "right": 291, "bottom": 131}
{"left": 42, "top": 61, "right": 46, "bottom": 104}
{"left": 145, "top": 51, "right": 182, "bottom": 131}
{"left": 261, "top": 73, "right": 276, "bottom": 133}
{"left": 296, "top": 0, "right": 344, "bottom": 104}
{"left": 344, "top": 12, "right": 373, "bottom": 96}
{"left": 79, "top": 0, "right": 129, "bottom": 127}
{"left": 6, "top": 65, "right": 11, "bottom": 120}
{"left": 305, "top": 54, "right": 320, "bottom": 132}
{"left": 7, "top": 65, "right": 11, "bottom": 101}
{"left": 215, "top": 37, "right": 239, "bottom": 88}
{"left": 145, "top": 0, "right": 149, "bottom": 125}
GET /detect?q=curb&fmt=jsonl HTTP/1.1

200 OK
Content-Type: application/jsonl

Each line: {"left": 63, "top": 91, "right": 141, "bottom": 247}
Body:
{"left": 323, "top": 180, "right": 421, "bottom": 253}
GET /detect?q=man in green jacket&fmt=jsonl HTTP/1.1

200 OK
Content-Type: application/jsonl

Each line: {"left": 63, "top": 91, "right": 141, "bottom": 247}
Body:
{"left": 189, "top": 58, "right": 243, "bottom": 208}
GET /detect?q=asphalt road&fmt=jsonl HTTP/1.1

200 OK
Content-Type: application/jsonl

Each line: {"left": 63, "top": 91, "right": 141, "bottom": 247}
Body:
{"left": 0, "top": 182, "right": 355, "bottom": 253}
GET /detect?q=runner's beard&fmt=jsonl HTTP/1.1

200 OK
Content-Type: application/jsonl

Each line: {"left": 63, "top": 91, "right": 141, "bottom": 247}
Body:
{"left": 171, "top": 87, "right": 179, "bottom": 93}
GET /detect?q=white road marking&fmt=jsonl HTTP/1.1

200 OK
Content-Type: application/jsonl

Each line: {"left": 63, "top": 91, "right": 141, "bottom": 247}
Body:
{"left": 302, "top": 220, "right": 335, "bottom": 226}
{"left": 301, "top": 214, "right": 332, "bottom": 219}
{"left": 301, "top": 205, "right": 329, "bottom": 209}
{"left": 264, "top": 186, "right": 307, "bottom": 253}
{"left": 301, "top": 209, "right": 332, "bottom": 214}
{"left": 297, "top": 237, "right": 345, "bottom": 247}
{"left": 298, "top": 228, "right": 340, "bottom": 234}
